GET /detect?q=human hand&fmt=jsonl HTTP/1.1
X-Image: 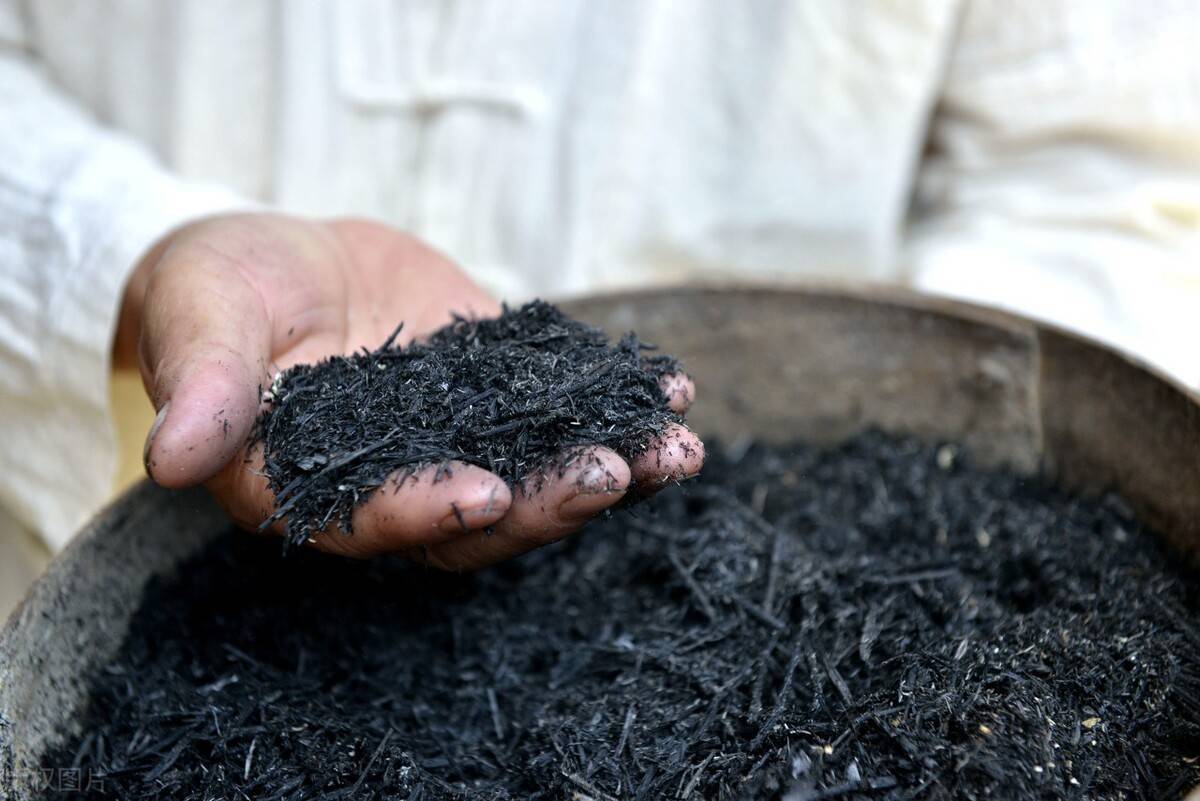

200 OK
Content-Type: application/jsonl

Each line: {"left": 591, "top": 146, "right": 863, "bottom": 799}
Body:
{"left": 118, "top": 213, "right": 703, "bottom": 566}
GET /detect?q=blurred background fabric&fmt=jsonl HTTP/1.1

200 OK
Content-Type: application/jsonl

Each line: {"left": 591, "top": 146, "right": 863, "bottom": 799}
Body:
{"left": 0, "top": 1, "right": 1198, "bottom": 612}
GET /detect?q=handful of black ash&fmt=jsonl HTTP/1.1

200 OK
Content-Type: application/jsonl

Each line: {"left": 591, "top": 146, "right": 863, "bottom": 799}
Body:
{"left": 255, "top": 300, "right": 684, "bottom": 547}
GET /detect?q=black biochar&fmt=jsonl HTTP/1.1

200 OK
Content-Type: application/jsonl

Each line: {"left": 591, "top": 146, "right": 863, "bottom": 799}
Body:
{"left": 44, "top": 431, "right": 1200, "bottom": 800}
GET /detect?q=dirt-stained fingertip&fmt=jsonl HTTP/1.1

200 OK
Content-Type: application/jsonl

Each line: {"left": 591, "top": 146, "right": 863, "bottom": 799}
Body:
{"left": 629, "top": 423, "right": 705, "bottom": 492}
{"left": 658, "top": 372, "right": 696, "bottom": 414}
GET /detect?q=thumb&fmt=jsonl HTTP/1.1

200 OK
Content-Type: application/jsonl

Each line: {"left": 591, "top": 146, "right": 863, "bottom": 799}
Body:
{"left": 139, "top": 245, "right": 272, "bottom": 489}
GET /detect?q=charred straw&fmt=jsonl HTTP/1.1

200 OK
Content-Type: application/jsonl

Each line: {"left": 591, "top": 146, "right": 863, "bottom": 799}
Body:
{"left": 254, "top": 300, "right": 683, "bottom": 546}
{"left": 45, "top": 431, "right": 1200, "bottom": 800}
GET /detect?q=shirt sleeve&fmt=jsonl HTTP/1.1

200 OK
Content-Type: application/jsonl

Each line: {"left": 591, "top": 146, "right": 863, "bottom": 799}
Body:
{"left": 903, "top": 2, "right": 1200, "bottom": 388}
{"left": 0, "top": 23, "right": 248, "bottom": 550}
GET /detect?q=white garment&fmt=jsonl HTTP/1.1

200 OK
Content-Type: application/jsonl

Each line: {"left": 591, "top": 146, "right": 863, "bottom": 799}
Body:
{"left": 0, "top": 0, "right": 1198, "bottom": 558}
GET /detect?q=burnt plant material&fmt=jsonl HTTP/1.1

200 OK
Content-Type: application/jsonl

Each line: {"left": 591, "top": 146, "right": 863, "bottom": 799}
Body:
{"left": 256, "top": 300, "right": 682, "bottom": 546}
{"left": 44, "top": 431, "right": 1200, "bottom": 799}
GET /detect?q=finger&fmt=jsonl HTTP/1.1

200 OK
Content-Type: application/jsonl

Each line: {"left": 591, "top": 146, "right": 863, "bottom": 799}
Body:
{"left": 139, "top": 245, "right": 272, "bottom": 488}
{"left": 414, "top": 447, "right": 631, "bottom": 571}
{"left": 342, "top": 463, "right": 512, "bottom": 557}
{"left": 208, "top": 454, "right": 512, "bottom": 558}
{"left": 659, "top": 372, "right": 695, "bottom": 414}
{"left": 629, "top": 423, "right": 705, "bottom": 494}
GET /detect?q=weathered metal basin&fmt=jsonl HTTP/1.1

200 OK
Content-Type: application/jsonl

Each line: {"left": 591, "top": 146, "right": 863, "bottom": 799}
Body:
{"left": 3, "top": 286, "right": 1198, "bottom": 798}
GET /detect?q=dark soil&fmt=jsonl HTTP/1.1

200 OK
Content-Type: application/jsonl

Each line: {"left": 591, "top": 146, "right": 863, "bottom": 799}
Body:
{"left": 44, "top": 431, "right": 1200, "bottom": 800}
{"left": 256, "top": 300, "right": 682, "bottom": 547}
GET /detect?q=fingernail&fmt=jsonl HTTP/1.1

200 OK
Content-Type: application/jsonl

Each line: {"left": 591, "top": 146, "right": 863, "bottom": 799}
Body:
{"left": 143, "top": 403, "right": 170, "bottom": 475}
{"left": 437, "top": 501, "right": 495, "bottom": 535}
{"left": 558, "top": 465, "right": 623, "bottom": 518}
